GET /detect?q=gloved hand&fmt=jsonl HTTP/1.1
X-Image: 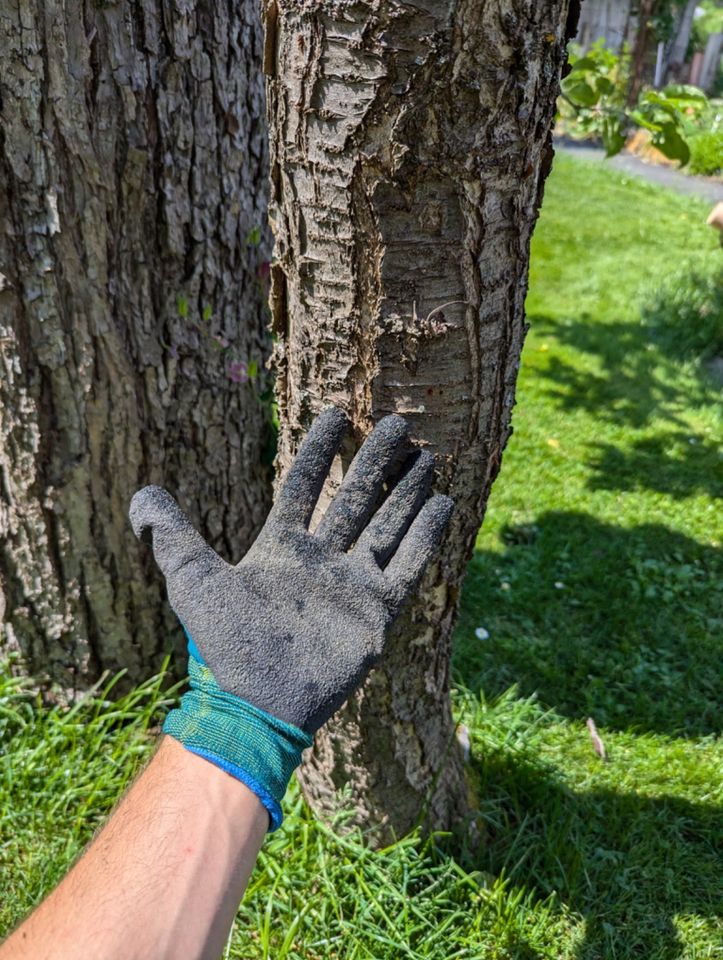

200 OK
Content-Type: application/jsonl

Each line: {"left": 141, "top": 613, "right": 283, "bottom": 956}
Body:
{"left": 129, "top": 406, "right": 452, "bottom": 828}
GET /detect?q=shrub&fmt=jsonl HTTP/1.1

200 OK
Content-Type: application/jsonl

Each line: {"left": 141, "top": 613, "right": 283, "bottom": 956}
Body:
{"left": 687, "top": 129, "right": 723, "bottom": 176}
{"left": 641, "top": 263, "right": 723, "bottom": 363}
{"left": 559, "top": 41, "right": 709, "bottom": 164}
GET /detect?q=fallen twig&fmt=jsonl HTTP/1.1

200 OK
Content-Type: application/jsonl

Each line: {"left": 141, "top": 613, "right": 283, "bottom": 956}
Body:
{"left": 586, "top": 717, "right": 607, "bottom": 761}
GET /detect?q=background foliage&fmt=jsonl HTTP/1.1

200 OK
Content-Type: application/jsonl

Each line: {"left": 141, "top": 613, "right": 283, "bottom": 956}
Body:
{"left": 559, "top": 41, "right": 719, "bottom": 168}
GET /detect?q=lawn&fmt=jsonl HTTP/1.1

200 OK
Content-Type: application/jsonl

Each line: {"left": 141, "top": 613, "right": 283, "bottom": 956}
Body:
{"left": 1, "top": 153, "right": 721, "bottom": 958}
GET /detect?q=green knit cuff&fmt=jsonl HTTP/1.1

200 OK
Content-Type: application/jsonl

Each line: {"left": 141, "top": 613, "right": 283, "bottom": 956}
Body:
{"left": 163, "top": 655, "right": 312, "bottom": 830}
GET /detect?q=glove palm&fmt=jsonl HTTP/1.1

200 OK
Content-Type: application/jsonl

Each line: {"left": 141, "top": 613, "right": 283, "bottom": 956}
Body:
{"left": 130, "top": 407, "right": 452, "bottom": 735}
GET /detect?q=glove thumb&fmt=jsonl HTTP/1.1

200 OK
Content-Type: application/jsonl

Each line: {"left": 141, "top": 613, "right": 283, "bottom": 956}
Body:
{"left": 129, "top": 485, "right": 221, "bottom": 580}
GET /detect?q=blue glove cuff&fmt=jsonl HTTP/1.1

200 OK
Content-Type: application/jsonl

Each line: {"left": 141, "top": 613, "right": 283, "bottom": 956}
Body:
{"left": 163, "top": 654, "right": 312, "bottom": 830}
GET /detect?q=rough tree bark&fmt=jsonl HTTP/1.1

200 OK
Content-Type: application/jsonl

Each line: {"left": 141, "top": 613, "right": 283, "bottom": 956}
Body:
{"left": 0, "top": 1, "right": 272, "bottom": 693}
{"left": 266, "top": 0, "right": 579, "bottom": 839}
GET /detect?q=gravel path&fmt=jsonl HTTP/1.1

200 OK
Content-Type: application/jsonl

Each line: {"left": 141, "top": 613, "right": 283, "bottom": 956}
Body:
{"left": 555, "top": 139, "right": 723, "bottom": 205}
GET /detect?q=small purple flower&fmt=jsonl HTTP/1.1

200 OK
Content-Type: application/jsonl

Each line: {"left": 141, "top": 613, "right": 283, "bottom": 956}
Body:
{"left": 228, "top": 360, "right": 248, "bottom": 384}
{"left": 213, "top": 334, "right": 230, "bottom": 349}
{"left": 257, "top": 260, "right": 271, "bottom": 280}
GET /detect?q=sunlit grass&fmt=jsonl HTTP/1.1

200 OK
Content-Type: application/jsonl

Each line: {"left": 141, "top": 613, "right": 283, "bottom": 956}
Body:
{"left": 453, "top": 152, "right": 722, "bottom": 958}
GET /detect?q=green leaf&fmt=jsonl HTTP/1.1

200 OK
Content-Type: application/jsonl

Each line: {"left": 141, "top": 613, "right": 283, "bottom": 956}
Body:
{"left": 662, "top": 83, "right": 707, "bottom": 103}
{"left": 248, "top": 360, "right": 259, "bottom": 379}
{"left": 202, "top": 304, "right": 213, "bottom": 322}
{"left": 640, "top": 92, "right": 678, "bottom": 118}
{"left": 654, "top": 123, "right": 690, "bottom": 165}
{"left": 177, "top": 297, "right": 188, "bottom": 319}
{"left": 602, "top": 116, "right": 626, "bottom": 157}
{"left": 595, "top": 76, "right": 615, "bottom": 96}
{"left": 569, "top": 55, "right": 599, "bottom": 73}
{"left": 562, "top": 78, "right": 598, "bottom": 107}
{"left": 628, "top": 110, "right": 663, "bottom": 133}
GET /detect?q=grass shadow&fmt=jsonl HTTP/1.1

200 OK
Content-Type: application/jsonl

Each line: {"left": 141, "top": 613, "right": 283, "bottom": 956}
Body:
{"left": 460, "top": 747, "right": 722, "bottom": 960}
{"left": 528, "top": 313, "right": 719, "bottom": 429}
{"left": 454, "top": 511, "right": 722, "bottom": 737}
{"left": 587, "top": 430, "right": 723, "bottom": 499}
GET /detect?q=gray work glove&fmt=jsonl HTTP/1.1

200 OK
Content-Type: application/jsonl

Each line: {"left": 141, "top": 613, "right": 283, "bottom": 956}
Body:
{"left": 130, "top": 406, "right": 453, "bottom": 735}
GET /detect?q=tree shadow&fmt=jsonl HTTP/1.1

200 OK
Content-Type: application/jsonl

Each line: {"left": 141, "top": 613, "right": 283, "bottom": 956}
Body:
{"left": 587, "top": 430, "right": 723, "bottom": 499}
{"left": 459, "top": 748, "right": 722, "bottom": 960}
{"left": 454, "top": 512, "right": 722, "bottom": 737}
{"left": 528, "top": 313, "right": 719, "bottom": 429}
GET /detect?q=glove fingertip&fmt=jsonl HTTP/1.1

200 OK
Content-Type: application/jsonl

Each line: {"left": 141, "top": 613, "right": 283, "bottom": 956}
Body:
{"left": 317, "top": 404, "right": 350, "bottom": 431}
{"left": 129, "top": 485, "right": 175, "bottom": 540}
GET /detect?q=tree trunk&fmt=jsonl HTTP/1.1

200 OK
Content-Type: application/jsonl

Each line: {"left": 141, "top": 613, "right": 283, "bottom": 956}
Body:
{"left": 266, "top": 0, "right": 578, "bottom": 840}
{"left": 665, "top": 0, "right": 698, "bottom": 83}
{"left": 698, "top": 31, "right": 723, "bottom": 92}
{"left": 576, "top": 0, "right": 632, "bottom": 54}
{"left": 0, "top": 1, "right": 272, "bottom": 694}
{"left": 628, "top": 0, "right": 656, "bottom": 104}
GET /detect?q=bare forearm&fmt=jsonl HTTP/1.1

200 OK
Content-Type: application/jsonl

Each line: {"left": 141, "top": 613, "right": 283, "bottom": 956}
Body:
{"left": 1, "top": 738, "right": 267, "bottom": 960}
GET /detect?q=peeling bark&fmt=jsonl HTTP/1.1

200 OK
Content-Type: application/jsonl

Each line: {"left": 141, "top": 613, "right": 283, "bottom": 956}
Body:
{"left": 0, "top": 1, "right": 272, "bottom": 692}
{"left": 266, "top": 0, "right": 576, "bottom": 839}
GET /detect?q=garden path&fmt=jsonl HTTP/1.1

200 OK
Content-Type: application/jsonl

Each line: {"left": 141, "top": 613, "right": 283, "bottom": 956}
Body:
{"left": 556, "top": 138, "right": 723, "bottom": 204}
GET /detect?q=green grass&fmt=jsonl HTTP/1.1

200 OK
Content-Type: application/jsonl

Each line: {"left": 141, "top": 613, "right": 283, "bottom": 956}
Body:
{"left": 1, "top": 154, "right": 721, "bottom": 958}
{"left": 455, "top": 154, "right": 722, "bottom": 739}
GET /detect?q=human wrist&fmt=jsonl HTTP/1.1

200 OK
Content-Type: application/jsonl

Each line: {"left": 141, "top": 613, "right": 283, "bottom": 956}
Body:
{"left": 159, "top": 735, "right": 268, "bottom": 833}
{"left": 163, "top": 655, "right": 312, "bottom": 830}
